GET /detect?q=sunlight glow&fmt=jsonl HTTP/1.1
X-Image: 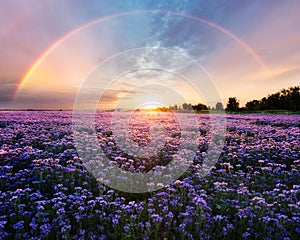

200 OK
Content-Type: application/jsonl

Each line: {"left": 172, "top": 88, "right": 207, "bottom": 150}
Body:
{"left": 139, "top": 102, "right": 164, "bottom": 110}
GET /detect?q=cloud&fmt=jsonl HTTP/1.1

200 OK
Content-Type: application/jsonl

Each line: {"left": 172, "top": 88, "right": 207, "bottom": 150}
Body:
{"left": 100, "top": 89, "right": 144, "bottom": 102}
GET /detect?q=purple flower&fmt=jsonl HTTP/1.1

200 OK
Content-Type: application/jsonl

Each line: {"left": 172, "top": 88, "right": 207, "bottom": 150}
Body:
{"left": 0, "top": 221, "right": 7, "bottom": 230}
{"left": 13, "top": 221, "right": 24, "bottom": 230}
{"left": 30, "top": 218, "right": 38, "bottom": 229}
{"left": 242, "top": 232, "right": 250, "bottom": 238}
{"left": 40, "top": 223, "right": 51, "bottom": 236}
{"left": 151, "top": 214, "right": 163, "bottom": 223}
{"left": 214, "top": 215, "right": 224, "bottom": 221}
{"left": 112, "top": 218, "right": 119, "bottom": 225}
{"left": 193, "top": 196, "right": 207, "bottom": 207}
{"left": 123, "top": 224, "right": 130, "bottom": 232}
{"left": 166, "top": 212, "right": 174, "bottom": 218}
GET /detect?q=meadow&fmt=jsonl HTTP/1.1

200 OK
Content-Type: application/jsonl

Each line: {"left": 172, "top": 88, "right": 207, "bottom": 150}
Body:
{"left": 0, "top": 111, "right": 299, "bottom": 239}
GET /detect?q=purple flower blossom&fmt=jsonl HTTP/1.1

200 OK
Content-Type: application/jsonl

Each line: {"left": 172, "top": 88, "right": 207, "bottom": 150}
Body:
{"left": 242, "top": 232, "right": 250, "bottom": 238}
{"left": 13, "top": 221, "right": 24, "bottom": 230}
{"left": 40, "top": 223, "right": 51, "bottom": 236}
{"left": 0, "top": 112, "right": 299, "bottom": 239}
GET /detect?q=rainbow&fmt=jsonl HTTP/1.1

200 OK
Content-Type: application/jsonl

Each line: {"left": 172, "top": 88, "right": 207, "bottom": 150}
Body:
{"left": 15, "top": 10, "right": 269, "bottom": 96}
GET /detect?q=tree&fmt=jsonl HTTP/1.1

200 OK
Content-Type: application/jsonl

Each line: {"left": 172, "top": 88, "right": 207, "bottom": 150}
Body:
{"left": 251, "top": 86, "right": 299, "bottom": 111}
{"left": 215, "top": 102, "right": 224, "bottom": 110}
{"left": 286, "top": 86, "right": 300, "bottom": 110}
{"left": 260, "top": 97, "right": 268, "bottom": 110}
{"left": 226, "top": 97, "right": 239, "bottom": 112}
{"left": 182, "top": 103, "right": 193, "bottom": 111}
{"left": 192, "top": 103, "right": 208, "bottom": 111}
{"left": 245, "top": 100, "right": 260, "bottom": 111}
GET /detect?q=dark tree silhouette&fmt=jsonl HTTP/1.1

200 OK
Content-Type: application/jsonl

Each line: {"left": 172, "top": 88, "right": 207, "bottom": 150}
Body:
{"left": 215, "top": 102, "right": 224, "bottom": 110}
{"left": 245, "top": 86, "right": 299, "bottom": 111}
{"left": 168, "top": 86, "right": 299, "bottom": 113}
{"left": 226, "top": 97, "right": 239, "bottom": 112}
{"left": 182, "top": 103, "right": 188, "bottom": 110}
{"left": 192, "top": 103, "right": 208, "bottom": 111}
{"left": 245, "top": 100, "right": 260, "bottom": 111}
{"left": 182, "top": 103, "right": 192, "bottom": 110}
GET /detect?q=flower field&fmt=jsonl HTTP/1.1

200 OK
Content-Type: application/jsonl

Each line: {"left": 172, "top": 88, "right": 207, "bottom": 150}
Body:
{"left": 0, "top": 111, "right": 299, "bottom": 239}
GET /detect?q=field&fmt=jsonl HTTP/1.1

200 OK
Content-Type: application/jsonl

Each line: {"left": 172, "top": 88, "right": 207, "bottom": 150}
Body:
{"left": 0, "top": 111, "right": 299, "bottom": 239}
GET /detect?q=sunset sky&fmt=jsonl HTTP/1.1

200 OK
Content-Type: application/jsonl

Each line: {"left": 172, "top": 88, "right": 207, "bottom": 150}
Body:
{"left": 0, "top": 0, "right": 299, "bottom": 109}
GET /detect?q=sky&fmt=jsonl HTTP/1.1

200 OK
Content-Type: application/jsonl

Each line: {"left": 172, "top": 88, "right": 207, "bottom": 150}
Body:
{"left": 0, "top": 0, "right": 299, "bottom": 109}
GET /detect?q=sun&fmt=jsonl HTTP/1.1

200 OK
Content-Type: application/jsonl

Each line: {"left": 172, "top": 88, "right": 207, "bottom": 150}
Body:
{"left": 135, "top": 102, "right": 172, "bottom": 114}
{"left": 139, "top": 102, "right": 163, "bottom": 110}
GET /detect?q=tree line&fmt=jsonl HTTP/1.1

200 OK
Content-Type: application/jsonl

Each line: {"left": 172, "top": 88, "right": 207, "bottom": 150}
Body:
{"left": 226, "top": 86, "right": 299, "bottom": 112}
{"left": 169, "top": 102, "right": 223, "bottom": 111}
{"left": 168, "top": 86, "right": 299, "bottom": 112}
